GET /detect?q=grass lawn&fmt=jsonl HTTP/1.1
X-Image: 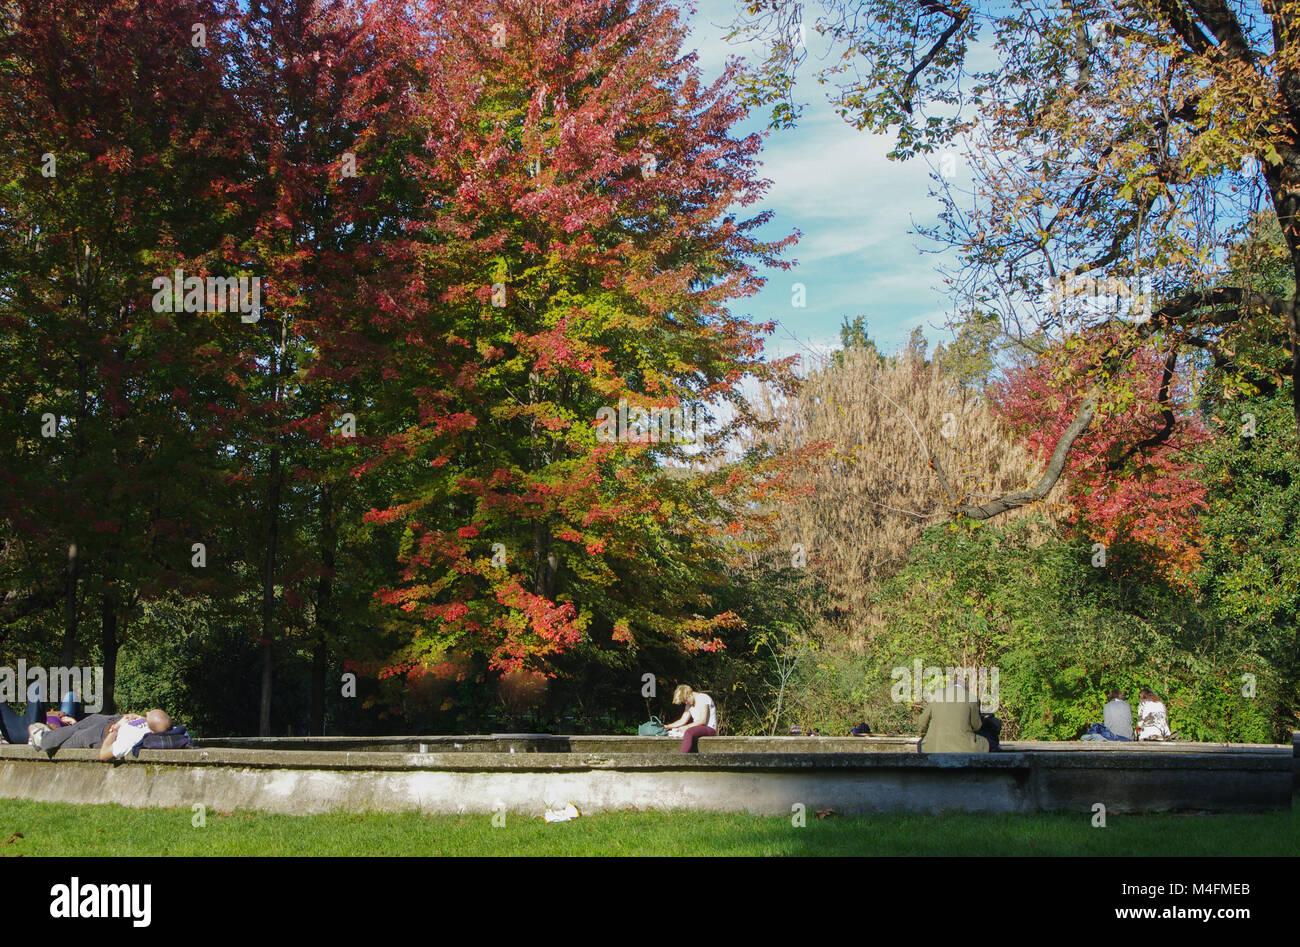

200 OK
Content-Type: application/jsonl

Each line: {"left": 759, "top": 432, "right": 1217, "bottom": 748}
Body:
{"left": 0, "top": 797, "right": 1294, "bottom": 856}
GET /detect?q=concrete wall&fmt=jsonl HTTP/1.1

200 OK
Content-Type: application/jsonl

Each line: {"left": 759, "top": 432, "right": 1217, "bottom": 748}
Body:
{"left": 194, "top": 734, "right": 924, "bottom": 754}
{"left": 194, "top": 733, "right": 1293, "bottom": 757}
{"left": 0, "top": 741, "right": 1290, "bottom": 817}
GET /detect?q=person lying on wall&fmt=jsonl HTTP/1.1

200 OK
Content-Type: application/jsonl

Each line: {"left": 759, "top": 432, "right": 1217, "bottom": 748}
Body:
{"left": 28, "top": 708, "right": 185, "bottom": 759}
{"left": 0, "top": 703, "right": 53, "bottom": 744}
{"left": 0, "top": 686, "right": 76, "bottom": 744}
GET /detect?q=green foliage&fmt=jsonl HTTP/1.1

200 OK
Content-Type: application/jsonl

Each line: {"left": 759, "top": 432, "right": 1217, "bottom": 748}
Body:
{"left": 859, "top": 520, "right": 1282, "bottom": 741}
{"left": 112, "top": 596, "right": 306, "bottom": 738}
{"left": 1196, "top": 381, "right": 1300, "bottom": 737}
{"left": 934, "top": 309, "right": 1001, "bottom": 389}
{"left": 769, "top": 520, "right": 1279, "bottom": 744}
{"left": 837, "top": 315, "right": 874, "bottom": 352}
{"left": 833, "top": 315, "right": 884, "bottom": 368}
{"left": 709, "top": 559, "right": 829, "bottom": 735}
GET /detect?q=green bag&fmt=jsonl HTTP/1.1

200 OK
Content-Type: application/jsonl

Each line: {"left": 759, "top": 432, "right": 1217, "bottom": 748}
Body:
{"left": 638, "top": 715, "right": 667, "bottom": 737}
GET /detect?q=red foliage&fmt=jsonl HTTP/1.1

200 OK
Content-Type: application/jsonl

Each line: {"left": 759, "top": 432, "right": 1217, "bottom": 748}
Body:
{"left": 358, "top": 0, "right": 800, "bottom": 676}
{"left": 990, "top": 340, "right": 1210, "bottom": 578}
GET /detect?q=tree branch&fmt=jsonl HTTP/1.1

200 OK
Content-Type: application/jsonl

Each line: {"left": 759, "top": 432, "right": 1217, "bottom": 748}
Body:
{"left": 1184, "top": 0, "right": 1260, "bottom": 63}
{"left": 951, "top": 397, "right": 1095, "bottom": 520}
{"left": 1144, "top": 0, "right": 1215, "bottom": 55}
{"left": 901, "top": 1, "right": 969, "bottom": 115}
{"left": 1140, "top": 286, "right": 1292, "bottom": 337}
{"left": 1105, "top": 350, "right": 1178, "bottom": 471}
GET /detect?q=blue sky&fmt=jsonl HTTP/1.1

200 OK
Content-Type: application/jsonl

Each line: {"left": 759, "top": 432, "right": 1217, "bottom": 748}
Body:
{"left": 681, "top": 0, "right": 962, "bottom": 363}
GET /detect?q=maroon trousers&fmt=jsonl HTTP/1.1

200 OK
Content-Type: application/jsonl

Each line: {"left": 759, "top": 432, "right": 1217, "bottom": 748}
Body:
{"left": 679, "top": 724, "right": 715, "bottom": 753}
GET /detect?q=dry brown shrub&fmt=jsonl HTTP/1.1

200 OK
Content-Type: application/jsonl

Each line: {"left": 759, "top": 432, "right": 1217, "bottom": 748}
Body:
{"left": 746, "top": 347, "right": 1071, "bottom": 617}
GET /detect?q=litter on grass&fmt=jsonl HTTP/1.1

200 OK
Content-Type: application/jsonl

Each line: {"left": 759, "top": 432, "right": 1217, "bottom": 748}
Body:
{"left": 543, "top": 803, "right": 581, "bottom": 823}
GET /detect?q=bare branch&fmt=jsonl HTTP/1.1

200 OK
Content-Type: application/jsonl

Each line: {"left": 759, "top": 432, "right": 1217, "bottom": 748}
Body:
{"left": 901, "top": 2, "right": 970, "bottom": 115}
{"left": 951, "top": 397, "right": 1095, "bottom": 520}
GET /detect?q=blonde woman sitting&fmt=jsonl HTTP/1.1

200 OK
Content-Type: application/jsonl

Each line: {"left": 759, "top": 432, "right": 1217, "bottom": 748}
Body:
{"left": 664, "top": 684, "right": 718, "bottom": 753}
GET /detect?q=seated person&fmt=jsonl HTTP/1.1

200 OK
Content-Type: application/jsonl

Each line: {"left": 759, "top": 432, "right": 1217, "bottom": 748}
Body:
{"left": 1103, "top": 689, "right": 1134, "bottom": 740}
{"left": 1136, "top": 688, "right": 1172, "bottom": 741}
{"left": 917, "top": 686, "right": 990, "bottom": 753}
{"left": 1082, "top": 689, "right": 1135, "bottom": 741}
{"left": 664, "top": 684, "right": 717, "bottom": 753}
{"left": 29, "top": 708, "right": 173, "bottom": 760}
{"left": 1092, "top": 686, "right": 1133, "bottom": 738}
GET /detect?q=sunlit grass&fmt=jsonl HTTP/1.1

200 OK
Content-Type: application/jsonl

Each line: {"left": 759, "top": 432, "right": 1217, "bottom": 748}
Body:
{"left": 0, "top": 797, "right": 1293, "bottom": 856}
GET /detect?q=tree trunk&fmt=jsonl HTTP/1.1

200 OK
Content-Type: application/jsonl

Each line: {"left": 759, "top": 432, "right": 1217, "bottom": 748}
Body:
{"left": 310, "top": 627, "right": 326, "bottom": 736}
{"left": 1264, "top": 147, "right": 1300, "bottom": 440}
{"left": 59, "top": 542, "right": 79, "bottom": 668}
{"left": 311, "top": 486, "right": 336, "bottom": 736}
{"left": 1290, "top": 286, "right": 1300, "bottom": 443}
{"left": 59, "top": 371, "right": 89, "bottom": 669}
{"left": 259, "top": 445, "right": 281, "bottom": 737}
{"left": 259, "top": 316, "right": 288, "bottom": 738}
{"left": 100, "top": 587, "right": 118, "bottom": 715}
{"left": 532, "top": 520, "right": 555, "bottom": 598}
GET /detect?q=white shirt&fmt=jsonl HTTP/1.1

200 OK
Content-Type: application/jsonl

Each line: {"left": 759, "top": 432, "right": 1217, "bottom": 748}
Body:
{"left": 689, "top": 693, "right": 718, "bottom": 731}
{"left": 1137, "top": 700, "right": 1171, "bottom": 741}
{"left": 111, "top": 717, "right": 150, "bottom": 759}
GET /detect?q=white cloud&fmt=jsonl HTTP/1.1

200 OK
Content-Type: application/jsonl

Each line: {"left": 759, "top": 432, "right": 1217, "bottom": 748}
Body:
{"left": 681, "top": 0, "right": 961, "bottom": 355}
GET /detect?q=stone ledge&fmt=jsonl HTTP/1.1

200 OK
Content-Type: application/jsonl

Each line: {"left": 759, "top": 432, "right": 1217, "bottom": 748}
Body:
{"left": 192, "top": 735, "right": 924, "bottom": 754}
{"left": 0, "top": 743, "right": 1288, "bottom": 773}
{"left": 189, "top": 734, "right": 1293, "bottom": 756}
{"left": 0, "top": 752, "right": 1288, "bottom": 816}
{"left": 1, "top": 739, "right": 1290, "bottom": 816}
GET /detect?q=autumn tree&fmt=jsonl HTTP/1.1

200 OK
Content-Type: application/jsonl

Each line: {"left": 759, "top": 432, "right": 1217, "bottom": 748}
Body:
{"left": 990, "top": 337, "right": 1211, "bottom": 581}
{"left": 731, "top": 0, "right": 1300, "bottom": 490}
{"left": 223, "top": 0, "right": 433, "bottom": 733}
{"left": 357, "top": 0, "right": 798, "bottom": 687}
{"left": 0, "top": 0, "right": 248, "bottom": 710}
